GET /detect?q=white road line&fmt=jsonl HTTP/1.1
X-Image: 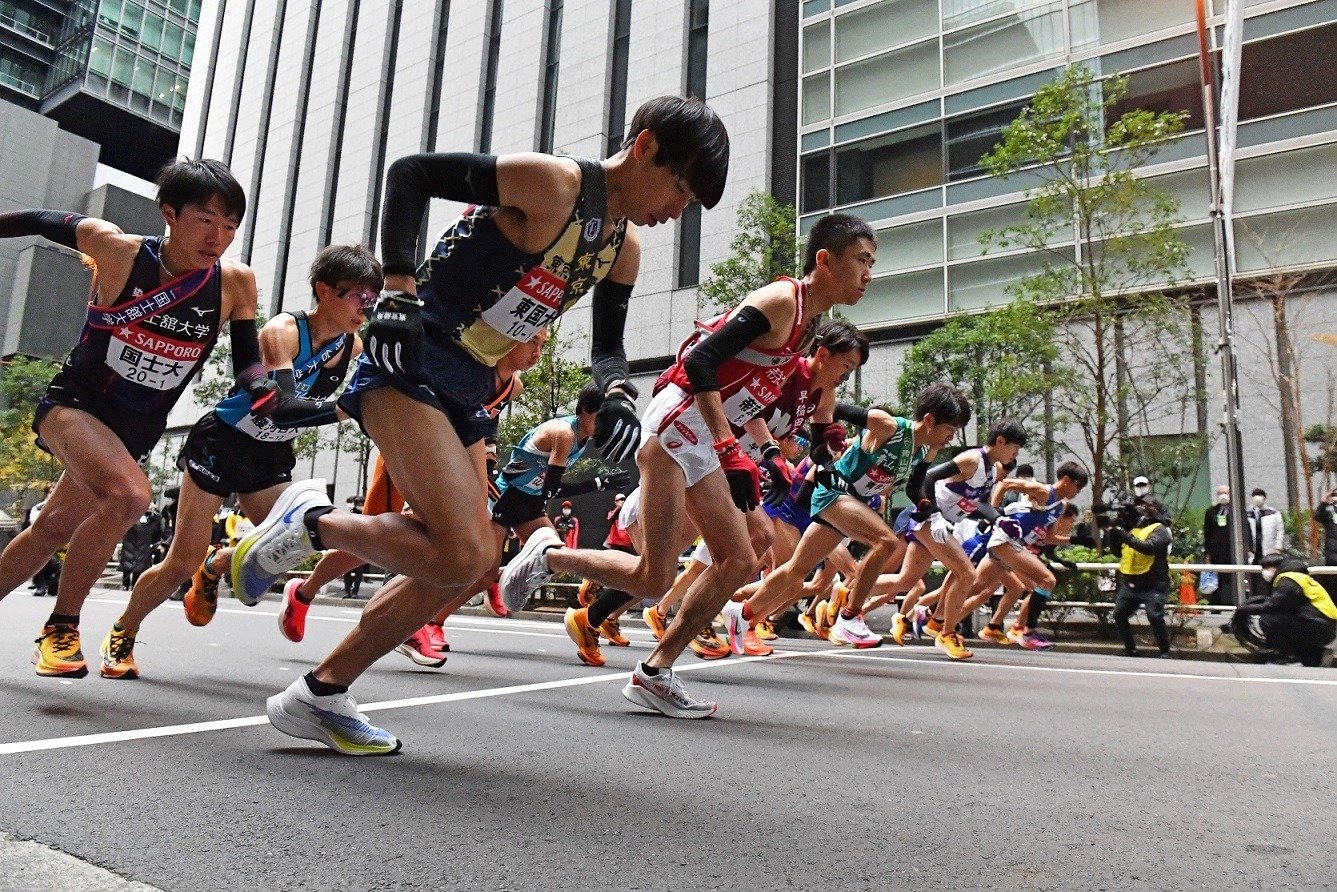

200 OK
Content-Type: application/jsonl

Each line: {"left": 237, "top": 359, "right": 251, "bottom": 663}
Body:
{"left": 0, "top": 648, "right": 833, "bottom": 756}
{"left": 819, "top": 649, "right": 1337, "bottom": 687}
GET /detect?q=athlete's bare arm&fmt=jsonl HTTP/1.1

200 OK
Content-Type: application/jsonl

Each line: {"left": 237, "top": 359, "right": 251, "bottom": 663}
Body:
{"left": 258, "top": 314, "right": 302, "bottom": 372}
{"left": 534, "top": 419, "right": 577, "bottom": 467}
{"left": 860, "top": 408, "right": 900, "bottom": 453}
{"left": 72, "top": 219, "right": 141, "bottom": 304}
{"left": 219, "top": 260, "right": 259, "bottom": 324}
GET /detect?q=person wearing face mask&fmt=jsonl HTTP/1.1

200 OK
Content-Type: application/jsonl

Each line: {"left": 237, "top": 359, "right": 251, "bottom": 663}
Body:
{"left": 1312, "top": 488, "right": 1337, "bottom": 574}
{"left": 554, "top": 501, "right": 581, "bottom": 549}
{"left": 1132, "top": 475, "right": 1153, "bottom": 500}
{"left": 1108, "top": 497, "right": 1174, "bottom": 658}
{"left": 1233, "top": 555, "right": 1336, "bottom": 666}
{"left": 1202, "top": 484, "right": 1243, "bottom": 606}
{"left": 1248, "top": 488, "right": 1285, "bottom": 598}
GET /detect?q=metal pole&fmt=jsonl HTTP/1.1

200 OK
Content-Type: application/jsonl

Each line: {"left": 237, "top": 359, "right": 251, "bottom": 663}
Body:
{"left": 1195, "top": 0, "right": 1249, "bottom": 604}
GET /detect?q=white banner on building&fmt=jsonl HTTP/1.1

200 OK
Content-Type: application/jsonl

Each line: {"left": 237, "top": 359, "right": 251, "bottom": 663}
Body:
{"left": 1218, "top": 0, "right": 1245, "bottom": 272}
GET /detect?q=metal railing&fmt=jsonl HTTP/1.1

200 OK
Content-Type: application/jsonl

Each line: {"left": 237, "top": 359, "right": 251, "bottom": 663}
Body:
{"left": 0, "top": 10, "right": 55, "bottom": 47}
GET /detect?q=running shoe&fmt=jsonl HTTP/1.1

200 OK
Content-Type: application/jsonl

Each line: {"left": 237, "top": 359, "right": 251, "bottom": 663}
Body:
{"left": 755, "top": 620, "right": 778, "bottom": 641}
{"left": 741, "top": 629, "right": 774, "bottom": 657}
{"left": 621, "top": 661, "right": 717, "bottom": 719}
{"left": 498, "top": 526, "right": 561, "bottom": 613}
{"left": 1006, "top": 625, "right": 1028, "bottom": 646}
{"left": 1020, "top": 630, "right": 1054, "bottom": 651}
{"left": 643, "top": 605, "right": 669, "bottom": 641}
{"left": 424, "top": 621, "right": 450, "bottom": 653}
{"left": 32, "top": 624, "right": 87, "bottom": 678}
{"left": 484, "top": 582, "right": 509, "bottom": 618}
{"left": 720, "top": 601, "right": 750, "bottom": 655}
{"left": 98, "top": 626, "right": 138, "bottom": 679}
{"left": 688, "top": 627, "right": 731, "bottom": 660}
{"left": 563, "top": 607, "right": 606, "bottom": 667}
{"left": 577, "top": 578, "right": 602, "bottom": 607}
{"left": 934, "top": 632, "right": 974, "bottom": 661}
{"left": 796, "top": 612, "right": 818, "bottom": 636}
{"left": 816, "top": 598, "right": 839, "bottom": 635}
{"left": 184, "top": 545, "right": 222, "bottom": 626}
{"left": 925, "top": 616, "right": 944, "bottom": 638}
{"left": 911, "top": 605, "right": 931, "bottom": 640}
{"left": 830, "top": 612, "right": 883, "bottom": 649}
{"left": 599, "top": 617, "right": 630, "bottom": 647}
{"left": 278, "top": 578, "right": 310, "bottom": 643}
{"left": 890, "top": 612, "right": 910, "bottom": 646}
{"left": 978, "top": 625, "right": 1011, "bottom": 645}
{"left": 231, "top": 479, "right": 331, "bottom": 607}
{"left": 266, "top": 676, "right": 401, "bottom": 756}
{"left": 395, "top": 627, "right": 448, "bottom": 667}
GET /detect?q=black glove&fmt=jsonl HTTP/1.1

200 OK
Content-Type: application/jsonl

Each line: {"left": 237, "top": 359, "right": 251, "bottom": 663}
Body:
{"left": 595, "top": 468, "right": 631, "bottom": 491}
{"left": 248, "top": 379, "right": 279, "bottom": 418}
{"left": 594, "top": 391, "right": 640, "bottom": 463}
{"left": 759, "top": 443, "right": 792, "bottom": 509}
{"left": 910, "top": 499, "right": 938, "bottom": 524}
{"left": 366, "top": 291, "right": 424, "bottom": 378}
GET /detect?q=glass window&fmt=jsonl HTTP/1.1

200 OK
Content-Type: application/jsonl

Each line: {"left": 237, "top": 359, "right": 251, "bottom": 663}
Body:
{"left": 803, "top": 72, "right": 830, "bottom": 125}
{"left": 835, "top": 124, "right": 942, "bottom": 206}
{"left": 677, "top": 203, "right": 702, "bottom": 288}
{"left": 834, "top": 0, "right": 937, "bottom": 64}
{"left": 141, "top": 11, "right": 164, "bottom": 52}
{"left": 89, "top": 36, "right": 113, "bottom": 78}
{"left": 99, "top": 0, "right": 123, "bottom": 27}
{"left": 948, "top": 252, "right": 1048, "bottom": 311}
{"left": 110, "top": 46, "right": 134, "bottom": 86}
{"left": 1069, "top": 0, "right": 1194, "bottom": 49}
{"left": 946, "top": 100, "right": 1025, "bottom": 182}
{"left": 803, "top": 21, "right": 829, "bottom": 73}
{"left": 1239, "top": 24, "right": 1337, "bottom": 122}
{"left": 120, "top": 2, "right": 145, "bottom": 37}
{"left": 948, "top": 202, "right": 1035, "bottom": 260}
{"left": 162, "top": 22, "right": 184, "bottom": 59}
{"left": 606, "top": 0, "right": 632, "bottom": 156}
{"left": 1106, "top": 58, "right": 1204, "bottom": 133}
{"left": 942, "top": 0, "right": 1051, "bottom": 32}
{"left": 873, "top": 218, "right": 943, "bottom": 273}
{"left": 845, "top": 268, "right": 945, "bottom": 325}
{"left": 1234, "top": 203, "right": 1337, "bottom": 273}
{"left": 131, "top": 58, "right": 154, "bottom": 97}
{"left": 801, "top": 151, "right": 831, "bottom": 213}
{"left": 183, "top": 30, "right": 195, "bottom": 63}
{"left": 1233, "top": 143, "right": 1337, "bottom": 215}
{"left": 944, "top": 2, "right": 1064, "bottom": 86}
{"left": 685, "top": 0, "right": 708, "bottom": 99}
{"left": 834, "top": 38, "right": 938, "bottom": 117}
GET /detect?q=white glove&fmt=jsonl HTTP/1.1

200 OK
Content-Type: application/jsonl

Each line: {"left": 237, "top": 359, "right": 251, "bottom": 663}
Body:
{"left": 930, "top": 513, "right": 954, "bottom": 544}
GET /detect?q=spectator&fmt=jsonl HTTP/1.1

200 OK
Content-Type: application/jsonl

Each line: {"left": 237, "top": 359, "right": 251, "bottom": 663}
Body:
{"left": 1000, "top": 464, "right": 1035, "bottom": 509}
{"left": 1234, "top": 555, "right": 1336, "bottom": 667}
{"left": 605, "top": 493, "right": 633, "bottom": 554}
{"left": 119, "top": 504, "right": 163, "bottom": 590}
{"left": 1132, "top": 475, "right": 1152, "bottom": 499}
{"left": 1202, "top": 484, "right": 1244, "bottom": 606}
{"left": 1314, "top": 488, "right": 1337, "bottom": 567}
{"left": 553, "top": 500, "right": 580, "bottom": 549}
{"left": 343, "top": 496, "right": 368, "bottom": 599}
{"left": 1108, "top": 497, "right": 1173, "bottom": 658}
{"left": 1248, "top": 488, "right": 1285, "bottom": 598}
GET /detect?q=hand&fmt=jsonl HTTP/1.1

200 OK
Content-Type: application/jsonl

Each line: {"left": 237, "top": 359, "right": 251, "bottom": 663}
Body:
{"left": 910, "top": 499, "right": 937, "bottom": 524}
{"left": 595, "top": 469, "right": 631, "bottom": 491}
{"left": 759, "top": 443, "right": 792, "bottom": 509}
{"left": 716, "top": 441, "right": 760, "bottom": 512}
{"left": 248, "top": 379, "right": 279, "bottom": 418}
{"left": 821, "top": 423, "right": 847, "bottom": 459}
{"left": 366, "top": 291, "right": 424, "bottom": 378}
{"left": 816, "top": 467, "right": 851, "bottom": 495}
{"left": 930, "top": 513, "right": 954, "bottom": 543}
{"left": 594, "top": 392, "right": 640, "bottom": 463}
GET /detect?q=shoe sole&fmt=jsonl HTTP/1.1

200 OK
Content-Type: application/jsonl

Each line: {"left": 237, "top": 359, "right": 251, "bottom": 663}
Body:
{"left": 688, "top": 644, "right": 730, "bottom": 661}
{"left": 563, "top": 610, "right": 605, "bottom": 667}
{"left": 35, "top": 664, "right": 88, "bottom": 678}
{"left": 620, "top": 679, "right": 717, "bottom": 719}
{"left": 643, "top": 609, "right": 667, "bottom": 641}
{"left": 499, "top": 531, "right": 557, "bottom": 612}
{"left": 232, "top": 482, "right": 325, "bottom": 606}
{"left": 100, "top": 664, "right": 139, "bottom": 679}
{"left": 394, "top": 643, "right": 447, "bottom": 668}
{"left": 934, "top": 641, "right": 974, "bottom": 660}
{"left": 266, "top": 694, "right": 402, "bottom": 756}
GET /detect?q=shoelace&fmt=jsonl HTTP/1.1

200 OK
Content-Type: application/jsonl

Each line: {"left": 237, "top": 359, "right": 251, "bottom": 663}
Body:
{"left": 40, "top": 626, "right": 80, "bottom": 653}
{"left": 107, "top": 631, "right": 135, "bottom": 662}
{"left": 260, "top": 529, "right": 309, "bottom": 570}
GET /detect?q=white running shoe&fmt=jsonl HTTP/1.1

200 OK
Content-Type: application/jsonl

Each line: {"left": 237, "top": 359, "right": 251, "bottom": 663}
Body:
{"left": 621, "top": 661, "right": 717, "bottom": 719}
{"left": 498, "top": 526, "right": 561, "bottom": 612}
{"left": 720, "top": 600, "right": 748, "bottom": 655}
{"left": 829, "top": 612, "right": 884, "bottom": 649}
{"left": 266, "top": 676, "right": 401, "bottom": 756}
{"left": 231, "top": 479, "right": 331, "bottom": 606}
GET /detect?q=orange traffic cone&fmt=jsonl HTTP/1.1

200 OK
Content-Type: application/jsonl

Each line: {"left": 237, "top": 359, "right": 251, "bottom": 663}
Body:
{"left": 1178, "top": 571, "right": 1197, "bottom": 606}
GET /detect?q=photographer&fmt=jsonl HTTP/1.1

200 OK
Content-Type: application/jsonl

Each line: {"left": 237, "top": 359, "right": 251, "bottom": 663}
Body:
{"left": 1108, "top": 497, "right": 1173, "bottom": 658}
{"left": 1234, "top": 555, "right": 1336, "bottom": 667}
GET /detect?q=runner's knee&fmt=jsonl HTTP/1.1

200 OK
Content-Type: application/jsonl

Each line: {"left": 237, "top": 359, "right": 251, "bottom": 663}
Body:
{"left": 422, "top": 532, "right": 495, "bottom": 584}
{"left": 100, "top": 477, "right": 152, "bottom": 527}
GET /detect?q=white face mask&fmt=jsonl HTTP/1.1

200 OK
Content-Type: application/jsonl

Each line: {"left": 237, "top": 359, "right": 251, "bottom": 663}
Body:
{"left": 1252, "top": 495, "right": 1266, "bottom": 508}
{"left": 1217, "top": 493, "right": 1230, "bottom": 505}
{"left": 1261, "top": 568, "right": 1277, "bottom": 582}
{"left": 562, "top": 509, "right": 572, "bottom": 516}
{"left": 1134, "top": 484, "right": 1150, "bottom": 496}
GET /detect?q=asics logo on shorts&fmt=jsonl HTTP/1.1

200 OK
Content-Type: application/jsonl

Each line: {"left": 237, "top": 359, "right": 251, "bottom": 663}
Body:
{"left": 672, "top": 420, "right": 698, "bottom": 445}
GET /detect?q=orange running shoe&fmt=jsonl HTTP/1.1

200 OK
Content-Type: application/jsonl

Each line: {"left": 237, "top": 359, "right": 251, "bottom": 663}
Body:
{"left": 564, "top": 607, "right": 606, "bottom": 667}
{"left": 577, "top": 578, "right": 603, "bottom": 607}
{"left": 184, "top": 546, "right": 222, "bottom": 627}
{"left": 32, "top": 624, "right": 88, "bottom": 678}
{"left": 978, "top": 625, "right": 1011, "bottom": 645}
{"left": 600, "top": 617, "right": 630, "bottom": 647}
{"left": 755, "top": 620, "right": 778, "bottom": 641}
{"left": 643, "top": 604, "right": 669, "bottom": 641}
{"left": 934, "top": 632, "right": 974, "bottom": 661}
{"left": 925, "top": 616, "right": 944, "bottom": 637}
{"left": 688, "top": 626, "right": 730, "bottom": 660}
{"left": 796, "top": 612, "right": 819, "bottom": 636}
{"left": 98, "top": 625, "right": 139, "bottom": 679}
{"left": 741, "top": 629, "right": 774, "bottom": 656}
{"left": 890, "top": 612, "right": 910, "bottom": 646}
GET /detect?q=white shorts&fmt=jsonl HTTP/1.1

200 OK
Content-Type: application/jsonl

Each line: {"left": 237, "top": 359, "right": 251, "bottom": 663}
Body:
{"left": 641, "top": 383, "right": 719, "bottom": 488}
{"left": 986, "top": 524, "right": 1026, "bottom": 553}
{"left": 618, "top": 487, "right": 642, "bottom": 530}
{"left": 691, "top": 538, "right": 713, "bottom": 566}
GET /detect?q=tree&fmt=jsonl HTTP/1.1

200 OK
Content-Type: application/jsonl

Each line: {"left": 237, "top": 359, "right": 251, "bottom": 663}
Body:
{"left": 696, "top": 191, "right": 799, "bottom": 315}
{"left": 0, "top": 356, "right": 63, "bottom": 505}
{"left": 979, "top": 65, "right": 1196, "bottom": 505}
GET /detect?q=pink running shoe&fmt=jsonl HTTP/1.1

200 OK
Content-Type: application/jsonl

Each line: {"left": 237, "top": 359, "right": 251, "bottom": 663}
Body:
{"left": 278, "top": 578, "right": 310, "bottom": 643}
{"left": 485, "top": 582, "right": 510, "bottom": 618}
{"left": 395, "top": 627, "right": 447, "bottom": 667}
{"left": 1020, "top": 631, "right": 1054, "bottom": 651}
{"left": 423, "top": 621, "right": 450, "bottom": 653}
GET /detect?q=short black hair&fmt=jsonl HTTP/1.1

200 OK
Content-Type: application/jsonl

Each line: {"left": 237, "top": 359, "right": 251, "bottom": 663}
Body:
{"left": 811, "top": 318, "right": 869, "bottom": 365}
{"left": 1251, "top": 488, "right": 1266, "bottom": 498}
{"left": 1055, "top": 460, "right": 1089, "bottom": 489}
{"left": 986, "top": 418, "right": 1028, "bottom": 448}
{"left": 1015, "top": 463, "right": 1034, "bottom": 477}
{"left": 576, "top": 381, "right": 605, "bottom": 415}
{"left": 802, "top": 213, "right": 877, "bottom": 275}
{"left": 310, "top": 244, "right": 383, "bottom": 294}
{"left": 157, "top": 158, "right": 246, "bottom": 222}
{"left": 1062, "top": 502, "right": 1080, "bottom": 518}
{"left": 914, "top": 382, "right": 971, "bottom": 427}
{"left": 622, "top": 96, "right": 730, "bottom": 210}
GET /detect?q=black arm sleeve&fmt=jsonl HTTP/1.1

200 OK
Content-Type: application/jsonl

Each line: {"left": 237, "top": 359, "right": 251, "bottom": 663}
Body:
{"left": 833, "top": 403, "right": 869, "bottom": 428}
{"left": 558, "top": 477, "right": 600, "bottom": 498}
{"left": 590, "top": 279, "right": 632, "bottom": 393}
{"left": 267, "top": 369, "right": 340, "bottom": 428}
{"left": 1253, "top": 581, "right": 1308, "bottom": 615}
{"left": 381, "top": 153, "right": 502, "bottom": 276}
{"left": 229, "top": 319, "right": 266, "bottom": 390}
{"left": 0, "top": 209, "right": 86, "bottom": 249}
{"left": 905, "top": 460, "right": 928, "bottom": 503}
{"left": 919, "top": 460, "right": 959, "bottom": 505}
{"left": 971, "top": 503, "right": 1001, "bottom": 524}
{"left": 683, "top": 306, "right": 772, "bottom": 394}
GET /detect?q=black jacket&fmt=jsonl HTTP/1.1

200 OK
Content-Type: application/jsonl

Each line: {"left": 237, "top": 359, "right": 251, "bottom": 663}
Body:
{"left": 1202, "top": 504, "right": 1246, "bottom": 564}
{"left": 1314, "top": 502, "right": 1337, "bottom": 566}
{"left": 1242, "top": 558, "right": 1337, "bottom": 635}
{"left": 1111, "top": 523, "right": 1172, "bottom": 591}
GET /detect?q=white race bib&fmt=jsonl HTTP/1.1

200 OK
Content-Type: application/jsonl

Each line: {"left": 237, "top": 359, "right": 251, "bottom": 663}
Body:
{"left": 480, "top": 267, "right": 566, "bottom": 342}
{"left": 106, "top": 326, "right": 203, "bottom": 391}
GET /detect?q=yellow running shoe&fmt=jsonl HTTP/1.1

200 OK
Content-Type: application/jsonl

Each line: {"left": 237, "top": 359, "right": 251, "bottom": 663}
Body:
{"left": 563, "top": 607, "right": 605, "bottom": 667}
{"left": 643, "top": 604, "right": 669, "bottom": 641}
{"left": 184, "top": 546, "right": 222, "bottom": 627}
{"left": 599, "top": 617, "right": 630, "bottom": 647}
{"left": 890, "top": 612, "right": 910, "bottom": 646}
{"left": 755, "top": 620, "right": 778, "bottom": 641}
{"left": 796, "top": 612, "right": 818, "bottom": 636}
{"left": 577, "top": 578, "right": 602, "bottom": 607}
{"left": 99, "top": 625, "right": 139, "bottom": 679}
{"left": 935, "top": 632, "right": 974, "bottom": 661}
{"left": 813, "top": 600, "right": 834, "bottom": 636}
{"left": 688, "top": 626, "right": 730, "bottom": 660}
{"left": 925, "top": 616, "right": 944, "bottom": 637}
{"left": 978, "top": 625, "right": 1011, "bottom": 645}
{"left": 831, "top": 583, "right": 850, "bottom": 615}
{"left": 32, "top": 624, "right": 88, "bottom": 678}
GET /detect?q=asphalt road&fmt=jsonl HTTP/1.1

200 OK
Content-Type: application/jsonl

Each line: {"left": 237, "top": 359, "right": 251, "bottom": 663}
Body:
{"left": 0, "top": 586, "right": 1333, "bottom": 891}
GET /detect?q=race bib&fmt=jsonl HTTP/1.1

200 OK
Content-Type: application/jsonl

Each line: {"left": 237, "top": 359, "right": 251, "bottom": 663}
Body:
{"left": 854, "top": 465, "right": 893, "bottom": 497}
{"left": 234, "top": 412, "right": 299, "bottom": 443}
{"left": 480, "top": 266, "right": 566, "bottom": 342}
{"left": 106, "top": 324, "right": 204, "bottom": 391}
{"left": 722, "top": 375, "right": 784, "bottom": 426}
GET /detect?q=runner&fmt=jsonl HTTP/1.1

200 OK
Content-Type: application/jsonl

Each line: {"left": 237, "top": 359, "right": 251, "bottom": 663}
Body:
{"left": 234, "top": 96, "right": 729, "bottom": 754}
{"left": 502, "top": 213, "right": 877, "bottom": 719}
{"left": 96, "top": 245, "right": 378, "bottom": 678}
{"left": 0, "top": 160, "right": 261, "bottom": 679}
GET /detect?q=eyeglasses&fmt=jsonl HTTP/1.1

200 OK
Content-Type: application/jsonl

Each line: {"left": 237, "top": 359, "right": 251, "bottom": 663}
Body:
{"left": 335, "top": 286, "right": 378, "bottom": 310}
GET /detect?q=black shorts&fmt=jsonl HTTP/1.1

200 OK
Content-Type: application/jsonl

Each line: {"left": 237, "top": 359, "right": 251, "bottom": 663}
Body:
{"left": 178, "top": 411, "right": 296, "bottom": 498}
{"left": 490, "top": 486, "right": 547, "bottom": 529}
{"left": 35, "top": 375, "right": 167, "bottom": 464}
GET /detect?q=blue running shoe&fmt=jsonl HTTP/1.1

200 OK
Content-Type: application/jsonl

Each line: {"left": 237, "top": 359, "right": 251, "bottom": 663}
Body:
{"left": 231, "top": 479, "right": 331, "bottom": 606}
{"left": 266, "top": 676, "right": 401, "bottom": 756}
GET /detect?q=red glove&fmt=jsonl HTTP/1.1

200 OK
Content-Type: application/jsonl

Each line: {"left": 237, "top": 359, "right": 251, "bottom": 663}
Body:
{"left": 715, "top": 437, "right": 760, "bottom": 512}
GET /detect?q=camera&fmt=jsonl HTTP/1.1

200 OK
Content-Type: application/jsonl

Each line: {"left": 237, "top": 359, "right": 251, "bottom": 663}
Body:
{"left": 1092, "top": 501, "right": 1143, "bottom": 531}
